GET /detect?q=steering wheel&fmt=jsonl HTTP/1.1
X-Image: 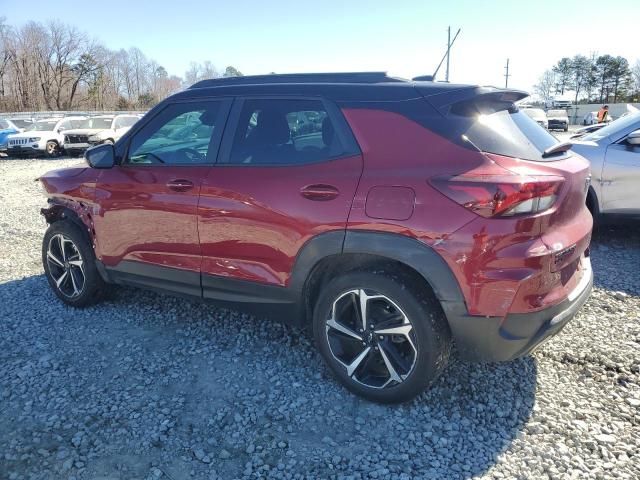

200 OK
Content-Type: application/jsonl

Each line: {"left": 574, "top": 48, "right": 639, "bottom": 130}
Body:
{"left": 131, "top": 152, "right": 164, "bottom": 164}
{"left": 177, "top": 147, "right": 206, "bottom": 162}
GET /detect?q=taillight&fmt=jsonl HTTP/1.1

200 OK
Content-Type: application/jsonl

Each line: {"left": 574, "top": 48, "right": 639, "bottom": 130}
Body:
{"left": 430, "top": 175, "right": 564, "bottom": 218}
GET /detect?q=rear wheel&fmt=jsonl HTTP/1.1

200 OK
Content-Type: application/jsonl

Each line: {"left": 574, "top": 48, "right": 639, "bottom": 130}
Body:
{"left": 313, "top": 270, "right": 451, "bottom": 403}
{"left": 42, "top": 220, "right": 106, "bottom": 307}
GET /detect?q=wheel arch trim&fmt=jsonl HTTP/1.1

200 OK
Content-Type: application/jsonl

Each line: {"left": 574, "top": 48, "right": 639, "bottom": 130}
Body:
{"left": 289, "top": 230, "right": 468, "bottom": 321}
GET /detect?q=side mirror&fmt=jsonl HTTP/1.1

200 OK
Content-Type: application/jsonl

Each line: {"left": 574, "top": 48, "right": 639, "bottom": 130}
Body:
{"left": 85, "top": 143, "right": 115, "bottom": 169}
{"left": 626, "top": 129, "right": 640, "bottom": 146}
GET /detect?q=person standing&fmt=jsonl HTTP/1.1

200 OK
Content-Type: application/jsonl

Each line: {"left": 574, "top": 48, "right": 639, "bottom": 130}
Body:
{"left": 597, "top": 105, "right": 609, "bottom": 123}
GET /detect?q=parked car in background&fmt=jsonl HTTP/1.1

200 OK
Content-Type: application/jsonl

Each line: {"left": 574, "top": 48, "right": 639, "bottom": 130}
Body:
{"left": 7, "top": 116, "right": 86, "bottom": 157}
{"left": 38, "top": 72, "right": 593, "bottom": 403}
{"left": 583, "top": 112, "right": 599, "bottom": 125}
{"left": 0, "top": 119, "right": 20, "bottom": 152}
{"left": 8, "top": 118, "right": 33, "bottom": 131}
{"left": 547, "top": 109, "right": 569, "bottom": 131}
{"left": 571, "top": 112, "right": 640, "bottom": 222}
{"left": 545, "top": 97, "right": 572, "bottom": 109}
{"left": 63, "top": 114, "right": 139, "bottom": 155}
{"left": 522, "top": 108, "right": 548, "bottom": 129}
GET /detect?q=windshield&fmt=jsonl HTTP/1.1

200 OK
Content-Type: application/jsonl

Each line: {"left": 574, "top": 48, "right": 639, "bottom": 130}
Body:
{"left": 77, "top": 117, "right": 114, "bottom": 129}
{"left": 26, "top": 120, "right": 58, "bottom": 132}
{"left": 547, "top": 110, "right": 567, "bottom": 117}
{"left": 10, "top": 119, "right": 31, "bottom": 129}
{"left": 583, "top": 112, "right": 640, "bottom": 141}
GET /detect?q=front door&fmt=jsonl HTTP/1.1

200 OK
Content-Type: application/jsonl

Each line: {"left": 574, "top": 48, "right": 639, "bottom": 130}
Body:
{"left": 93, "top": 99, "right": 231, "bottom": 295}
{"left": 602, "top": 140, "right": 640, "bottom": 214}
{"left": 197, "top": 97, "right": 363, "bottom": 294}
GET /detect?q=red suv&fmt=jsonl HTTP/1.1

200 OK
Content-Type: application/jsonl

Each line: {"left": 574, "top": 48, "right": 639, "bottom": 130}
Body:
{"left": 39, "top": 72, "right": 593, "bottom": 403}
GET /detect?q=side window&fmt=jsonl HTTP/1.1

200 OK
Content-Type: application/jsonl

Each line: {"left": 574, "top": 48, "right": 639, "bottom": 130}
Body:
{"left": 123, "top": 116, "right": 138, "bottom": 127}
{"left": 0, "top": 120, "right": 9, "bottom": 129}
{"left": 114, "top": 118, "right": 123, "bottom": 129}
{"left": 126, "top": 101, "right": 225, "bottom": 166}
{"left": 225, "top": 99, "right": 346, "bottom": 165}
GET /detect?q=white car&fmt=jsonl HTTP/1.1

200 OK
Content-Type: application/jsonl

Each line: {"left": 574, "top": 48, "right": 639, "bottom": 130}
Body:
{"left": 63, "top": 114, "right": 139, "bottom": 155}
{"left": 547, "top": 109, "right": 569, "bottom": 132}
{"left": 7, "top": 117, "right": 87, "bottom": 157}
{"left": 522, "top": 108, "right": 548, "bottom": 129}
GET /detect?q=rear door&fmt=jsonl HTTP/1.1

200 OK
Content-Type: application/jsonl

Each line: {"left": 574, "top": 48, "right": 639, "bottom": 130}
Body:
{"left": 197, "top": 97, "right": 362, "bottom": 294}
{"left": 93, "top": 99, "right": 231, "bottom": 294}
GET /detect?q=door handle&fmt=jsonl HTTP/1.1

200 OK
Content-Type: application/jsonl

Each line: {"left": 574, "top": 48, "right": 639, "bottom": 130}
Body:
{"left": 300, "top": 184, "right": 340, "bottom": 201}
{"left": 167, "top": 179, "right": 194, "bottom": 192}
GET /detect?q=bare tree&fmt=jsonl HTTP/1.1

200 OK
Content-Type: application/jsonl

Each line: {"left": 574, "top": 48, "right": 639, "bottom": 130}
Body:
{"left": 0, "top": 18, "right": 247, "bottom": 111}
{"left": 632, "top": 60, "right": 640, "bottom": 100}
{"left": 534, "top": 70, "right": 556, "bottom": 104}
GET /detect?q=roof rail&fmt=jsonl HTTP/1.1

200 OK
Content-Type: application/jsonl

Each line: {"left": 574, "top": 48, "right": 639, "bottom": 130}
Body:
{"left": 189, "top": 72, "right": 405, "bottom": 89}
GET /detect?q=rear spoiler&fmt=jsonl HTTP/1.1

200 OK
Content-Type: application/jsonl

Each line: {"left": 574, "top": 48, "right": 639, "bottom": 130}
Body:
{"left": 542, "top": 140, "right": 598, "bottom": 158}
{"left": 419, "top": 86, "right": 529, "bottom": 116}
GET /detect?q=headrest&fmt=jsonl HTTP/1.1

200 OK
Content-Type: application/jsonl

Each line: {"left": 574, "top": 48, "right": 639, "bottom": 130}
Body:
{"left": 255, "top": 109, "right": 290, "bottom": 145}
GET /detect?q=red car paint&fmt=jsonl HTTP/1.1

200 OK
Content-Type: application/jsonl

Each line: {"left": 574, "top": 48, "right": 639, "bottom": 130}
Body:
{"left": 197, "top": 154, "right": 362, "bottom": 285}
{"left": 40, "top": 102, "right": 591, "bottom": 328}
{"left": 341, "top": 108, "right": 592, "bottom": 319}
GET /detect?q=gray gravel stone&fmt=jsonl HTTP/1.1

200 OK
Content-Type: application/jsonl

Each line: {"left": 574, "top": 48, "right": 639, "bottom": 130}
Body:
{"left": 0, "top": 156, "right": 639, "bottom": 480}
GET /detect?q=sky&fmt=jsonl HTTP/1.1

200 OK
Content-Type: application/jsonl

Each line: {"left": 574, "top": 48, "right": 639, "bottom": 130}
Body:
{"left": 1, "top": 0, "right": 638, "bottom": 93}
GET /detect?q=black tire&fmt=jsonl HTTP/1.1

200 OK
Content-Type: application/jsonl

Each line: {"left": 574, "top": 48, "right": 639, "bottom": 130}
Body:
{"left": 312, "top": 269, "right": 451, "bottom": 403}
{"left": 586, "top": 189, "right": 601, "bottom": 231}
{"left": 42, "top": 219, "right": 106, "bottom": 307}
{"left": 564, "top": 126, "right": 569, "bottom": 132}
{"left": 45, "top": 141, "right": 59, "bottom": 158}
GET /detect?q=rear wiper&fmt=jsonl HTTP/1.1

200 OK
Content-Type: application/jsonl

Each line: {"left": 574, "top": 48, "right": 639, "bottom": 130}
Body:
{"left": 542, "top": 142, "right": 573, "bottom": 158}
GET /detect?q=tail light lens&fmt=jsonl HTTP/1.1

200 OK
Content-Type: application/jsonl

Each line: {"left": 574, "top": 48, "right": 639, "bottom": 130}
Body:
{"left": 430, "top": 175, "right": 564, "bottom": 218}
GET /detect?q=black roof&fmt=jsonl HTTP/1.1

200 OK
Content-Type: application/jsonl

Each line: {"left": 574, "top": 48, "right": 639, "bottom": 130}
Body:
{"left": 189, "top": 72, "right": 406, "bottom": 89}
{"left": 175, "top": 71, "right": 528, "bottom": 105}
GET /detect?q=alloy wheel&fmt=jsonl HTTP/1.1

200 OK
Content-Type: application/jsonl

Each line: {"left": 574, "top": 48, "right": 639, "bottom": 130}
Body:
{"left": 325, "top": 288, "right": 418, "bottom": 389}
{"left": 46, "top": 234, "right": 85, "bottom": 298}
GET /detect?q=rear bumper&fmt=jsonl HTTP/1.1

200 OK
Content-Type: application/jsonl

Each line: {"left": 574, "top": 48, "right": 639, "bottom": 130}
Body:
{"left": 446, "top": 257, "right": 593, "bottom": 362}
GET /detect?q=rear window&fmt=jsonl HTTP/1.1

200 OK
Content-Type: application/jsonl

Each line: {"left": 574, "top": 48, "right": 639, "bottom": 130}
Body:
{"left": 548, "top": 110, "right": 568, "bottom": 118}
{"left": 460, "top": 109, "right": 558, "bottom": 161}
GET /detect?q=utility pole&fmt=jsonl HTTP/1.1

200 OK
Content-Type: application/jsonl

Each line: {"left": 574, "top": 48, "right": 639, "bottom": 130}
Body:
{"left": 445, "top": 27, "right": 451, "bottom": 82}
{"left": 504, "top": 58, "right": 510, "bottom": 88}
{"left": 433, "top": 27, "right": 461, "bottom": 82}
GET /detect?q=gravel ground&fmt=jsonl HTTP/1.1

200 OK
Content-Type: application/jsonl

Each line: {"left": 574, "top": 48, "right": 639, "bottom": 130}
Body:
{"left": 0, "top": 156, "right": 638, "bottom": 480}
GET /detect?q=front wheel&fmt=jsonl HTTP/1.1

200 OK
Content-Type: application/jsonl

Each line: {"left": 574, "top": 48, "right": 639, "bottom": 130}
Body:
{"left": 45, "top": 141, "right": 59, "bottom": 158}
{"left": 42, "top": 220, "right": 106, "bottom": 307}
{"left": 313, "top": 270, "right": 451, "bottom": 403}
